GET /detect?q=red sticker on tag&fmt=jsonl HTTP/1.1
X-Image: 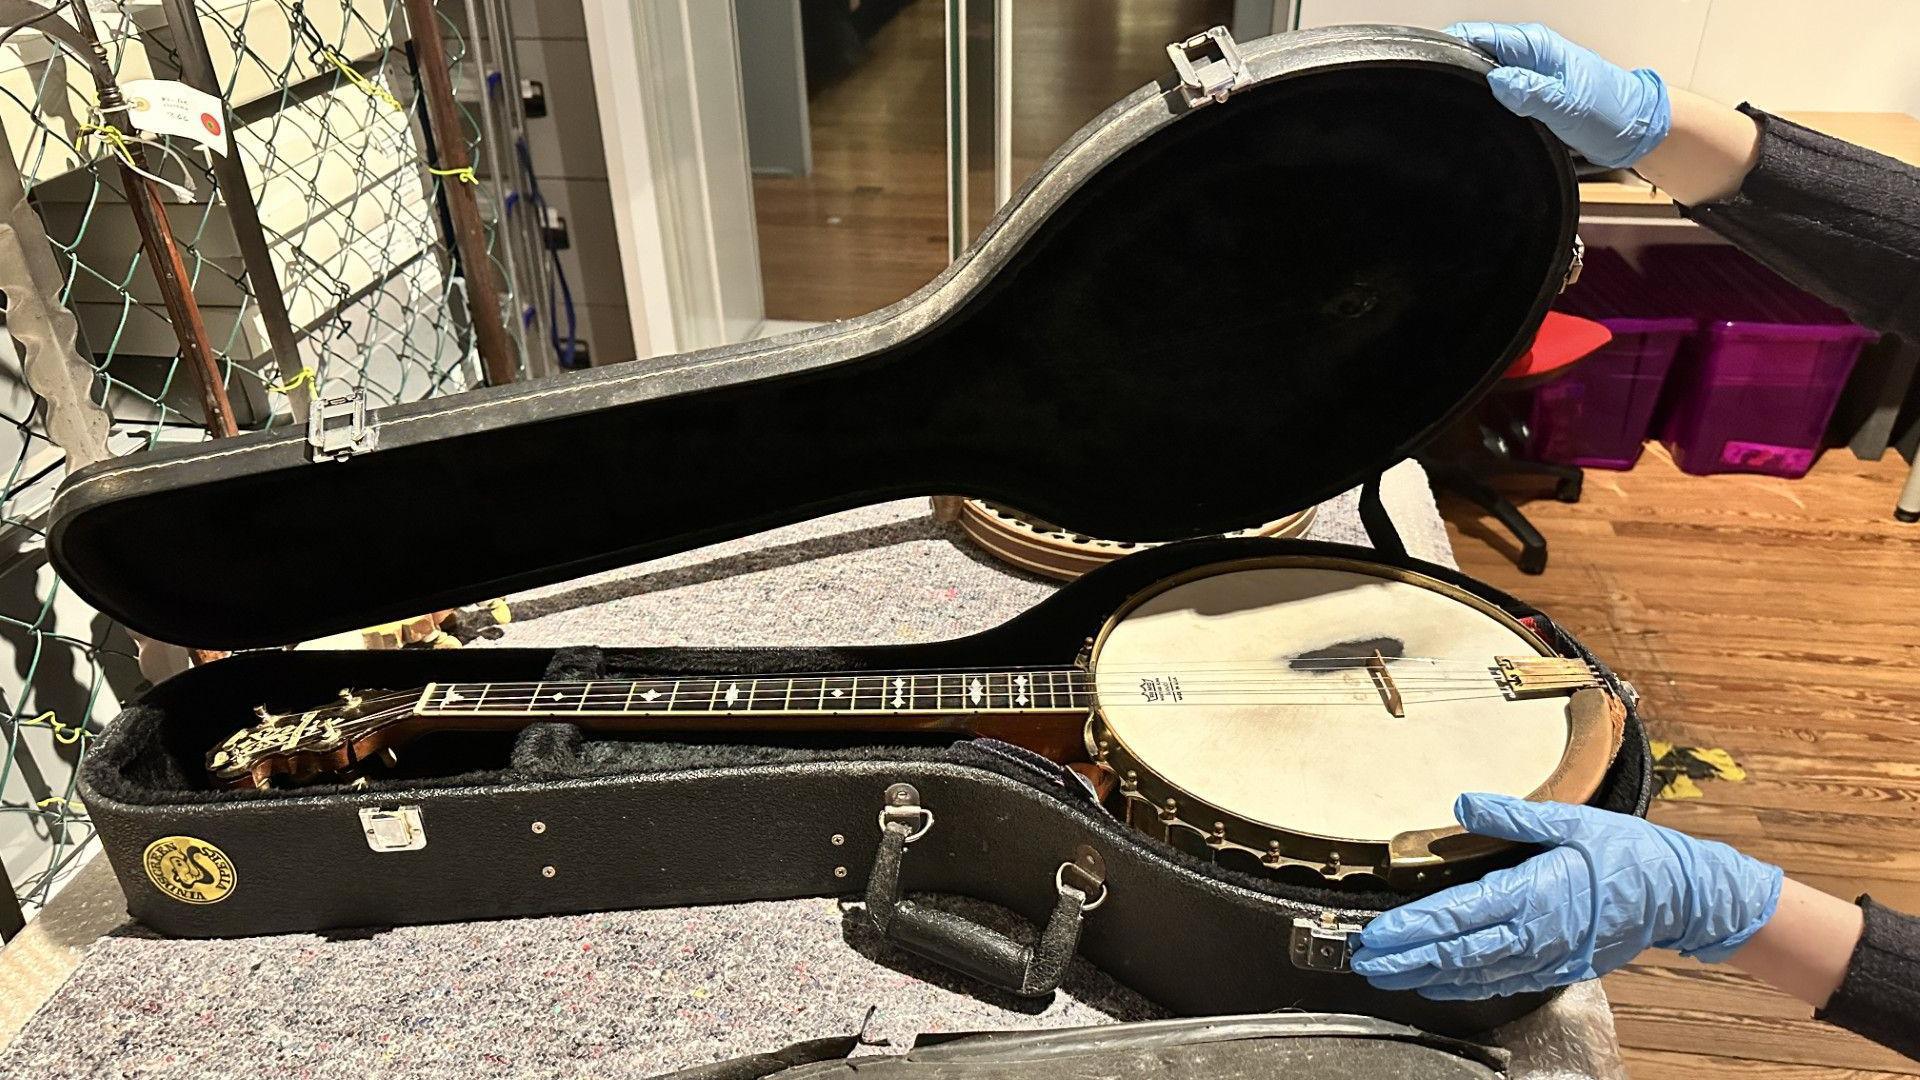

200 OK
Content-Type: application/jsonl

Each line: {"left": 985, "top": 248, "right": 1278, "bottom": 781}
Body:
{"left": 200, "top": 113, "right": 222, "bottom": 136}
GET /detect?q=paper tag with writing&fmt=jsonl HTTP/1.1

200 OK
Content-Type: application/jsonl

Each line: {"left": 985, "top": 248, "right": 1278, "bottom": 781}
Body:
{"left": 120, "top": 79, "right": 230, "bottom": 157}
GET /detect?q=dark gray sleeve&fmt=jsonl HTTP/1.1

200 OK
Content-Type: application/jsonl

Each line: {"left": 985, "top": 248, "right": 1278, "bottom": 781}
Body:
{"left": 1813, "top": 897, "right": 1920, "bottom": 1060}
{"left": 1680, "top": 106, "right": 1920, "bottom": 341}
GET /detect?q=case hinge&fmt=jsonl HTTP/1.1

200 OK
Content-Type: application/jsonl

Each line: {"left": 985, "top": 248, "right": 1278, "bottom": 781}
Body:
{"left": 1289, "top": 912, "right": 1364, "bottom": 972}
{"left": 1168, "top": 26, "right": 1251, "bottom": 107}
{"left": 359, "top": 805, "right": 426, "bottom": 851}
{"left": 307, "top": 390, "right": 379, "bottom": 462}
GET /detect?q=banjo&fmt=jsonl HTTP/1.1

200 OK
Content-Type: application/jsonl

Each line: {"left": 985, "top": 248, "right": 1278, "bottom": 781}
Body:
{"left": 209, "top": 554, "right": 1623, "bottom": 890}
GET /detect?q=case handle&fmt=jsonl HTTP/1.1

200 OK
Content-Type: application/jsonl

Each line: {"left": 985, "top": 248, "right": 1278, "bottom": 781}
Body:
{"left": 862, "top": 783, "right": 1106, "bottom": 998}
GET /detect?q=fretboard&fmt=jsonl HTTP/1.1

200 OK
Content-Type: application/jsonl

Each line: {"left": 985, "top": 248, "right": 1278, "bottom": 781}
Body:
{"left": 415, "top": 669, "right": 1092, "bottom": 718}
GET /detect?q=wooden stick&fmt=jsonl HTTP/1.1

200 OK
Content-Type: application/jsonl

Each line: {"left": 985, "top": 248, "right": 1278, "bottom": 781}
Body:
{"left": 401, "top": 0, "right": 517, "bottom": 386}
{"left": 68, "top": 0, "right": 239, "bottom": 437}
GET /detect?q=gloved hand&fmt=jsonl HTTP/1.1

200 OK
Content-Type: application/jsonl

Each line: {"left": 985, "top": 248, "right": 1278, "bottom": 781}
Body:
{"left": 1350, "top": 792, "right": 1783, "bottom": 1000}
{"left": 1445, "top": 22, "right": 1672, "bottom": 169}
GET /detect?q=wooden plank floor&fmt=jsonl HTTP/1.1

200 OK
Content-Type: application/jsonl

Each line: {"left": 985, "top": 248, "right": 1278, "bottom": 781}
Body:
{"left": 1445, "top": 447, "right": 1920, "bottom": 1077}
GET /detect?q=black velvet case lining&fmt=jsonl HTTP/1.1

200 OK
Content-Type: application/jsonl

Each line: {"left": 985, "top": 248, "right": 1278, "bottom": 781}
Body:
{"left": 49, "top": 57, "right": 1575, "bottom": 650}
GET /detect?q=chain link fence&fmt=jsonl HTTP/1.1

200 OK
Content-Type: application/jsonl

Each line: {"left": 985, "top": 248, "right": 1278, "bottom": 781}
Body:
{"left": 0, "top": 0, "right": 529, "bottom": 928}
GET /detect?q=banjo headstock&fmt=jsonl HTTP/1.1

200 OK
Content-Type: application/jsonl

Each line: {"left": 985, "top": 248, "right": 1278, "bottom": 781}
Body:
{"left": 206, "top": 689, "right": 417, "bottom": 790}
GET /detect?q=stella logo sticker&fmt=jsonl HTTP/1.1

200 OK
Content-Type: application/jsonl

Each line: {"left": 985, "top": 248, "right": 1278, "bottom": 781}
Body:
{"left": 143, "top": 835, "right": 236, "bottom": 904}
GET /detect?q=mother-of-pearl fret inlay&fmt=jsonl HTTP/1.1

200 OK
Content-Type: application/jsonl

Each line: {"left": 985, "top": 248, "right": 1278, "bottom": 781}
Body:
{"left": 891, "top": 677, "right": 907, "bottom": 709}
{"left": 724, "top": 682, "right": 742, "bottom": 707}
{"left": 1014, "top": 674, "right": 1029, "bottom": 707}
{"left": 639, "top": 689, "right": 660, "bottom": 702}
{"left": 968, "top": 678, "right": 985, "bottom": 706}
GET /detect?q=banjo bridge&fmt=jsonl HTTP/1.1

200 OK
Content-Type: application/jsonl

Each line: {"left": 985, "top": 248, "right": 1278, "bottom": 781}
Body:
{"left": 1494, "top": 656, "right": 1602, "bottom": 698}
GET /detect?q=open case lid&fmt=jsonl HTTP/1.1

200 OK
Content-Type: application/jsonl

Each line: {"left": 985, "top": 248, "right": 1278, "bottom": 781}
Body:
{"left": 48, "top": 25, "right": 1579, "bottom": 650}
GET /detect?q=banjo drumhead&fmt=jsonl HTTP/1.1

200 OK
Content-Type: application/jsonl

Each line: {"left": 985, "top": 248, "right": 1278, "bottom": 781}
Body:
{"left": 1092, "top": 562, "right": 1572, "bottom": 845}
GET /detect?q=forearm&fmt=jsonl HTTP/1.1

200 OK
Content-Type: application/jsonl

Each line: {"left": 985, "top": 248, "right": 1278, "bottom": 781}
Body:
{"left": 1727, "top": 878, "right": 1862, "bottom": 1009}
{"left": 1631, "top": 87, "right": 1762, "bottom": 205}
{"left": 1676, "top": 106, "right": 1920, "bottom": 340}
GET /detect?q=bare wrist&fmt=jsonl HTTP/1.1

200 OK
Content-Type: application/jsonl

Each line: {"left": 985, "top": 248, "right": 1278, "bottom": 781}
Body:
{"left": 1632, "top": 88, "right": 1763, "bottom": 205}
{"left": 1728, "top": 878, "right": 1864, "bottom": 1010}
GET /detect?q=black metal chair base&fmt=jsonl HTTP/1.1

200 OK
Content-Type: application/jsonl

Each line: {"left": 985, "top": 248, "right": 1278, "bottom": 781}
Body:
{"left": 1421, "top": 421, "right": 1584, "bottom": 575}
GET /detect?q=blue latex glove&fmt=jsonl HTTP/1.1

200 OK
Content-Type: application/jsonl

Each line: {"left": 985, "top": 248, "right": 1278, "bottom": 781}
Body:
{"left": 1445, "top": 22, "right": 1672, "bottom": 169}
{"left": 1350, "top": 793, "right": 1783, "bottom": 1000}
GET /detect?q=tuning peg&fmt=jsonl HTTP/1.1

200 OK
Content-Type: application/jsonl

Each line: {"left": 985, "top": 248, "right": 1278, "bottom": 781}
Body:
{"left": 337, "top": 689, "right": 365, "bottom": 713}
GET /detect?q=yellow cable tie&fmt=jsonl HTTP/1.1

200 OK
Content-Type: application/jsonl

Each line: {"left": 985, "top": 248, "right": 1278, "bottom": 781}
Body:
{"left": 36, "top": 796, "right": 84, "bottom": 813}
{"left": 321, "top": 48, "right": 404, "bottom": 113}
{"left": 77, "top": 121, "right": 139, "bottom": 169}
{"left": 429, "top": 165, "right": 477, "bottom": 185}
{"left": 20, "top": 709, "right": 91, "bottom": 745}
{"left": 268, "top": 366, "right": 316, "bottom": 394}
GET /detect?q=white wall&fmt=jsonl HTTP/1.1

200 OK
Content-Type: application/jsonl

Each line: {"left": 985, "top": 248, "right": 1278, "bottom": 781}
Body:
{"left": 1687, "top": 1, "right": 1920, "bottom": 115}
{"left": 1296, "top": 1, "right": 1920, "bottom": 115}
{"left": 584, "top": 0, "right": 765, "bottom": 357}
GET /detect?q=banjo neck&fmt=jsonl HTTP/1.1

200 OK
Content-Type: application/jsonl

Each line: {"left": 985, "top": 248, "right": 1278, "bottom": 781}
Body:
{"left": 383, "top": 669, "right": 1095, "bottom": 775}
{"left": 412, "top": 668, "right": 1094, "bottom": 727}
{"left": 213, "top": 668, "right": 1096, "bottom": 791}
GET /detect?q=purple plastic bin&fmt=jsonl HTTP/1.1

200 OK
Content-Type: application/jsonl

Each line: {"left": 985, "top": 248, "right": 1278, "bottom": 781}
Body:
{"left": 1526, "top": 248, "right": 1692, "bottom": 469}
{"left": 1641, "top": 246, "right": 1877, "bottom": 478}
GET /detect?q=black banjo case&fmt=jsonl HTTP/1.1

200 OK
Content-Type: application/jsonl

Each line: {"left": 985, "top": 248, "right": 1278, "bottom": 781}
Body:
{"left": 53, "top": 25, "right": 1652, "bottom": 1037}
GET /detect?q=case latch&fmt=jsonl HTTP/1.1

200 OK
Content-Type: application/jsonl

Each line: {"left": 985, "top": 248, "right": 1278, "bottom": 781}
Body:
{"left": 1168, "top": 26, "right": 1250, "bottom": 107}
{"left": 307, "top": 390, "right": 379, "bottom": 462}
{"left": 359, "top": 805, "right": 426, "bottom": 851}
{"left": 1289, "top": 912, "right": 1364, "bottom": 972}
{"left": 1561, "top": 234, "right": 1586, "bottom": 293}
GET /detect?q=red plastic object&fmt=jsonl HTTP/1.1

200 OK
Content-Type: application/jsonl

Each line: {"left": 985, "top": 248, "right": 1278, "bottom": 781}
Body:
{"left": 1641, "top": 246, "right": 1876, "bottom": 478}
{"left": 1504, "top": 311, "right": 1613, "bottom": 381}
{"left": 1525, "top": 248, "right": 1692, "bottom": 469}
